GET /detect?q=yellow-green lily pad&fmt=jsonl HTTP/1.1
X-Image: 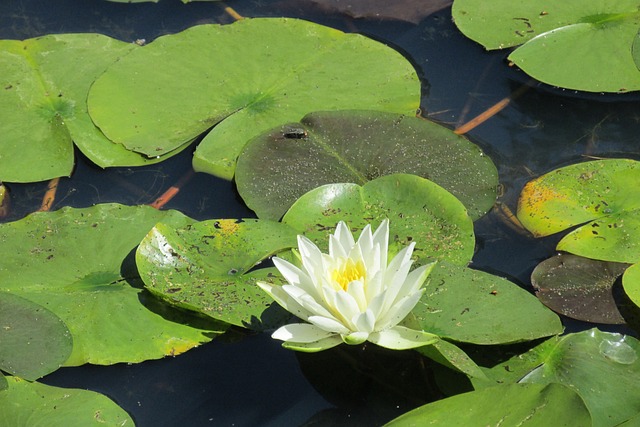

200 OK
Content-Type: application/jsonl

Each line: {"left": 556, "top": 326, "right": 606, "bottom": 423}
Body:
{"left": 87, "top": 18, "right": 420, "bottom": 180}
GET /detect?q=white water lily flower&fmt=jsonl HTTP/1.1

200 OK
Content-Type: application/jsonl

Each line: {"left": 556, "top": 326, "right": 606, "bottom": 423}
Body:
{"left": 258, "top": 219, "right": 439, "bottom": 352}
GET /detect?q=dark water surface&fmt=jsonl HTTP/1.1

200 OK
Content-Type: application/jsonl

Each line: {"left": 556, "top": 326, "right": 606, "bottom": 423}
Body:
{"left": 2, "top": 0, "right": 640, "bottom": 425}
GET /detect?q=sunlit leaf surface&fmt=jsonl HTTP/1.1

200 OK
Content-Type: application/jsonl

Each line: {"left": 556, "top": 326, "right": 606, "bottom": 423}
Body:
{"left": 282, "top": 174, "right": 475, "bottom": 266}
{"left": 136, "top": 218, "right": 298, "bottom": 329}
{"left": 452, "top": 0, "right": 640, "bottom": 92}
{"left": 476, "top": 329, "right": 640, "bottom": 427}
{"left": 0, "top": 204, "right": 223, "bottom": 366}
{"left": 517, "top": 159, "right": 640, "bottom": 263}
{"left": 236, "top": 110, "right": 497, "bottom": 221}
{"left": 0, "top": 34, "right": 166, "bottom": 182}
{"left": 386, "top": 383, "right": 590, "bottom": 426}
{"left": 413, "top": 262, "right": 563, "bottom": 344}
{"left": 0, "top": 377, "right": 134, "bottom": 426}
{"left": 88, "top": 18, "right": 421, "bottom": 180}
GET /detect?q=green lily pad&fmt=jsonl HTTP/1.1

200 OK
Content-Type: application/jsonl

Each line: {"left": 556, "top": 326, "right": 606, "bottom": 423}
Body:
{"left": 623, "top": 262, "right": 640, "bottom": 308}
{"left": 136, "top": 219, "right": 298, "bottom": 329}
{"left": 236, "top": 110, "right": 498, "bottom": 221}
{"left": 0, "top": 292, "right": 72, "bottom": 380}
{"left": 0, "top": 377, "right": 133, "bottom": 426}
{"left": 87, "top": 18, "right": 420, "bottom": 180}
{"left": 281, "top": 174, "right": 475, "bottom": 266}
{"left": 0, "top": 33, "right": 167, "bottom": 183}
{"left": 477, "top": 329, "right": 640, "bottom": 427}
{"left": 385, "top": 383, "right": 591, "bottom": 426}
{"left": 531, "top": 253, "right": 629, "bottom": 324}
{"left": 416, "top": 339, "right": 488, "bottom": 381}
{"left": 452, "top": 0, "right": 640, "bottom": 92}
{"left": 0, "top": 203, "right": 223, "bottom": 366}
{"left": 413, "top": 262, "right": 563, "bottom": 345}
{"left": 517, "top": 159, "right": 640, "bottom": 263}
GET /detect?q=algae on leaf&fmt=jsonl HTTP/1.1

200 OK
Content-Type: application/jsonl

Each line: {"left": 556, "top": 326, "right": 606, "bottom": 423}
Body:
{"left": 88, "top": 18, "right": 421, "bottom": 180}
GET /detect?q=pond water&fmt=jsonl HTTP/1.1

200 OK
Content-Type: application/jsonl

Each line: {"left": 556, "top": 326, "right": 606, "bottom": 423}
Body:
{"left": 2, "top": 0, "right": 640, "bottom": 425}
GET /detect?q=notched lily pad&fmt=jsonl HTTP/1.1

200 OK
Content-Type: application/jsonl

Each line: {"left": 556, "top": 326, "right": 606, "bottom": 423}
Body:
{"left": 0, "top": 292, "right": 72, "bottom": 380}
{"left": 531, "top": 253, "right": 629, "bottom": 324}
{"left": 452, "top": 0, "right": 640, "bottom": 92}
{"left": 0, "top": 203, "right": 222, "bottom": 366}
{"left": 136, "top": 219, "right": 299, "bottom": 329}
{"left": 413, "top": 262, "right": 562, "bottom": 345}
{"left": 0, "top": 33, "right": 163, "bottom": 183}
{"left": 236, "top": 110, "right": 498, "bottom": 221}
{"left": 282, "top": 173, "right": 475, "bottom": 266}
{"left": 386, "top": 383, "right": 591, "bottom": 426}
{"left": 517, "top": 159, "right": 640, "bottom": 263}
{"left": 0, "top": 377, "right": 133, "bottom": 425}
{"left": 477, "top": 329, "right": 640, "bottom": 427}
{"left": 87, "top": 18, "right": 421, "bottom": 180}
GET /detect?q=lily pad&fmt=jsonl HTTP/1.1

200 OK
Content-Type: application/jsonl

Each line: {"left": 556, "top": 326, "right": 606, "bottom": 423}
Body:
{"left": 623, "top": 262, "right": 640, "bottom": 308}
{"left": 0, "top": 203, "right": 223, "bottom": 366}
{"left": 452, "top": 0, "right": 640, "bottom": 92}
{"left": 416, "top": 339, "right": 488, "bottom": 380}
{"left": 87, "top": 18, "right": 421, "bottom": 180}
{"left": 412, "top": 262, "right": 563, "bottom": 345}
{"left": 385, "top": 383, "right": 591, "bottom": 426}
{"left": 0, "top": 377, "right": 133, "bottom": 426}
{"left": 0, "top": 292, "right": 72, "bottom": 380}
{"left": 136, "top": 219, "right": 298, "bottom": 329}
{"left": 281, "top": 174, "right": 475, "bottom": 266}
{"left": 236, "top": 110, "right": 498, "bottom": 221}
{"left": 531, "top": 253, "right": 629, "bottom": 324}
{"left": 0, "top": 33, "right": 168, "bottom": 183}
{"left": 477, "top": 329, "right": 640, "bottom": 427}
{"left": 517, "top": 159, "right": 640, "bottom": 263}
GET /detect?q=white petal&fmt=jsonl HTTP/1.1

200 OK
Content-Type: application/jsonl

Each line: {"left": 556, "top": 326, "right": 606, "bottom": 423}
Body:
{"left": 385, "top": 242, "right": 415, "bottom": 281}
{"left": 257, "top": 281, "right": 313, "bottom": 321}
{"left": 375, "top": 289, "right": 424, "bottom": 331}
{"left": 364, "top": 271, "right": 384, "bottom": 305}
{"left": 368, "top": 325, "right": 439, "bottom": 350}
{"left": 272, "top": 323, "right": 335, "bottom": 343}
{"left": 282, "top": 285, "right": 336, "bottom": 320}
{"left": 333, "top": 289, "right": 362, "bottom": 325}
{"left": 392, "top": 261, "right": 436, "bottom": 305}
{"left": 342, "top": 331, "right": 369, "bottom": 345}
{"left": 353, "top": 309, "right": 376, "bottom": 333}
{"left": 308, "top": 315, "right": 351, "bottom": 334}
{"left": 272, "top": 257, "right": 319, "bottom": 298}
{"left": 346, "top": 279, "right": 367, "bottom": 311}
{"left": 297, "top": 236, "right": 326, "bottom": 282}
{"left": 334, "top": 221, "right": 356, "bottom": 252}
{"left": 329, "top": 234, "right": 349, "bottom": 259}
{"left": 356, "top": 223, "right": 374, "bottom": 255}
{"left": 372, "top": 219, "right": 389, "bottom": 268}
{"left": 282, "top": 335, "right": 343, "bottom": 352}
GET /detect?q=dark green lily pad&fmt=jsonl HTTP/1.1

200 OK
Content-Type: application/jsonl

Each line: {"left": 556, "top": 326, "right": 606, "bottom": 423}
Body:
{"left": 476, "top": 329, "right": 640, "bottom": 427}
{"left": 0, "top": 33, "right": 167, "bottom": 183}
{"left": 236, "top": 110, "right": 498, "bottom": 221}
{"left": 282, "top": 174, "right": 475, "bottom": 266}
{"left": 517, "top": 159, "right": 640, "bottom": 263}
{"left": 385, "top": 383, "right": 591, "bottom": 426}
{"left": 0, "top": 292, "right": 72, "bottom": 380}
{"left": 531, "top": 253, "right": 629, "bottom": 324}
{"left": 136, "top": 219, "right": 298, "bottom": 329}
{"left": 87, "top": 18, "right": 420, "bottom": 180}
{"left": 0, "top": 377, "right": 133, "bottom": 426}
{"left": 413, "top": 262, "right": 563, "bottom": 345}
{"left": 0, "top": 204, "right": 223, "bottom": 366}
{"left": 452, "top": 0, "right": 640, "bottom": 92}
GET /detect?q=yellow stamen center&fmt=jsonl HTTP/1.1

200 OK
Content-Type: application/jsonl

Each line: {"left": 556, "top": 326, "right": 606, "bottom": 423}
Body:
{"left": 331, "top": 258, "right": 366, "bottom": 291}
